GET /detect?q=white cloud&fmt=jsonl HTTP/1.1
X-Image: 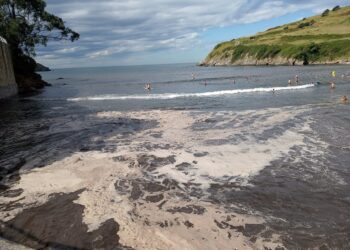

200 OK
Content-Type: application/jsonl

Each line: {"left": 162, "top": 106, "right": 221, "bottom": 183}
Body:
{"left": 55, "top": 47, "right": 80, "bottom": 54}
{"left": 87, "top": 49, "right": 110, "bottom": 58}
{"left": 37, "top": 0, "right": 350, "bottom": 67}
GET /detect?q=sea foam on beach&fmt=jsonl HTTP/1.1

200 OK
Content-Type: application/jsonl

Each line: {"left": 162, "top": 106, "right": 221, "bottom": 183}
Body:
{"left": 0, "top": 106, "right": 325, "bottom": 249}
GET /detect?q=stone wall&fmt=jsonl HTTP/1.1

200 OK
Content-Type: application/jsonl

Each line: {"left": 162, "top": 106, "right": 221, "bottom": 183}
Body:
{"left": 0, "top": 36, "right": 17, "bottom": 99}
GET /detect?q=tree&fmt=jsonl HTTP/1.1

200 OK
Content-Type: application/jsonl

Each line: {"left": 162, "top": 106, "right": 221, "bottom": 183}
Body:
{"left": 0, "top": 0, "right": 79, "bottom": 91}
{"left": 0, "top": 0, "right": 79, "bottom": 56}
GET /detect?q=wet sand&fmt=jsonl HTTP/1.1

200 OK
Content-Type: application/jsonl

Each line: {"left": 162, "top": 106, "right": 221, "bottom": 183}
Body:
{"left": 0, "top": 106, "right": 350, "bottom": 249}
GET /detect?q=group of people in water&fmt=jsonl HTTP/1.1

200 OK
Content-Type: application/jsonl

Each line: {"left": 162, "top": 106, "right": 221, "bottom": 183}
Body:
{"left": 286, "top": 71, "right": 348, "bottom": 104}
{"left": 287, "top": 75, "right": 300, "bottom": 86}
{"left": 144, "top": 71, "right": 348, "bottom": 104}
{"left": 327, "top": 71, "right": 348, "bottom": 104}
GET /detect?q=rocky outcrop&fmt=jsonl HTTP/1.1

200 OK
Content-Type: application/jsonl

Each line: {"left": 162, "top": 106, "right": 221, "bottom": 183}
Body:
{"left": 0, "top": 37, "right": 17, "bottom": 99}
{"left": 35, "top": 63, "right": 51, "bottom": 72}
{"left": 202, "top": 55, "right": 302, "bottom": 66}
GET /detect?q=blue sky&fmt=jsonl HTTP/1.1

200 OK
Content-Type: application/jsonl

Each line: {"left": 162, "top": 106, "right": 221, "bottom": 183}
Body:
{"left": 36, "top": 0, "right": 350, "bottom": 68}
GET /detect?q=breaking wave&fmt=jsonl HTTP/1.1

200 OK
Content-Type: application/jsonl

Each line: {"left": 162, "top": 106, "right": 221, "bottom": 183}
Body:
{"left": 68, "top": 84, "right": 316, "bottom": 101}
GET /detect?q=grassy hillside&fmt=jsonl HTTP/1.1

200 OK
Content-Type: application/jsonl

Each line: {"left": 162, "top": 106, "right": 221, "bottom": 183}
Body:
{"left": 203, "top": 6, "right": 350, "bottom": 65}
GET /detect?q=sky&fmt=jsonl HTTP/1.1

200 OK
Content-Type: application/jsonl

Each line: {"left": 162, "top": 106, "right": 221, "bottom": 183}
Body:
{"left": 36, "top": 0, "right": 350, "bottom": 68}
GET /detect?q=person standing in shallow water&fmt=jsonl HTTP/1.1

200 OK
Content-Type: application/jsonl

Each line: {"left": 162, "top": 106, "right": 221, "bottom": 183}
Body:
{"left": 145, "top": 83, "right": 152, "bottom": 91}
{"left": 295, "top": 75, "right": 299, "bottom": 85}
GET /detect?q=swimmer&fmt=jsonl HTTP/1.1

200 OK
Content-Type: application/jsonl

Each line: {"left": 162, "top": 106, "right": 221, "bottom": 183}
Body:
{"left": 272, "top": 88, "right": 275, "bottom": 94}
{"left": 330, "top": 82, "right": 336, "bottom": 89}
{"left": 341, "top": 95, "right": 348, "bottom": 104}
{"left": 288, "top": 79, "right": 292, "bottom": 85}
{"left": 233, "top": 79, "right": 236, "bottom": 84}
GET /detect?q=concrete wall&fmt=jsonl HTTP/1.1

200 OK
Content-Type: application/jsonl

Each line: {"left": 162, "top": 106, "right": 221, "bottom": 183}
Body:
{"left": 0, "top": 36, "right": 17, "bottom": 99}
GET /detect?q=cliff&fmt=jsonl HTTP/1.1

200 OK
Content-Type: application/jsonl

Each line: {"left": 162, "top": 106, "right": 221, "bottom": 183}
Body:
{"left": 202, "top": 6, "right": 350, "bottom": 66}
{"left": 0, "top": 37, "right": 17, "bottom": 99}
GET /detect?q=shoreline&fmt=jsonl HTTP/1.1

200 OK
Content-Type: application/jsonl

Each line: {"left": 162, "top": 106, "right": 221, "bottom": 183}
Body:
{"left": 198, "top": 61, "right": 350, "bottom": 67}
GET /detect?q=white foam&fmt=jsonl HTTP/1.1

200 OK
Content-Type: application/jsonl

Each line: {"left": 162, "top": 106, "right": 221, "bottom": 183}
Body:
{"left": 68, "top": 84, "right": 315, "bottom": 101}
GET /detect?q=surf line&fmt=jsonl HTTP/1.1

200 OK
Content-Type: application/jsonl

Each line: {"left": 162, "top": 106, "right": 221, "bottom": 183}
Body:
{"left": 68, "top": 84, "right": 316, "bottom": 102}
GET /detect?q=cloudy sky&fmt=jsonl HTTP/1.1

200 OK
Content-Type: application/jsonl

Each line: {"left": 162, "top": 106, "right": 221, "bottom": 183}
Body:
{"left": 36, "top": 0, "right": 350, "bottom": 68}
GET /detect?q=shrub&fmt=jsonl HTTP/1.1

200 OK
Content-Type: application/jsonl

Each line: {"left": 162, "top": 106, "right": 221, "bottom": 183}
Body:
{"left": 295, "top": 43, "right": 322, "bottom": 65}
{"left": 298, "top": 20, "right": 315, "bottom": 29}
{"left": 322, "top": 9, "right": 330, "bottom": 17}
{"left": 284, "top": 26, "right": 289, "bottom": 30}
{"left": 332, "top": 6, "right": 341, "bottom": 11}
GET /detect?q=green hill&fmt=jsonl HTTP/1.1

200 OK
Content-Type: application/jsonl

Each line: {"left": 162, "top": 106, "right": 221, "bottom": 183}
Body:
{"left": 202, "top": 5, "right": 350, "bottom": 66}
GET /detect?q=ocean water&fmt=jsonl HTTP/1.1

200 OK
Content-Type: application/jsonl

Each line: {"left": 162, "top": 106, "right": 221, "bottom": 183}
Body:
{"left": 34, "top": 63, "right": 350, "bottom": 111}
{"left": 0, "top": 63, "right": 350, "bottom": 249}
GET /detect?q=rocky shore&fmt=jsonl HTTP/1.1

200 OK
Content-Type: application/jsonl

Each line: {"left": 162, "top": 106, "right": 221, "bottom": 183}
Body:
{"left": 200, "top": 55, "right": 350, "bottom": 67}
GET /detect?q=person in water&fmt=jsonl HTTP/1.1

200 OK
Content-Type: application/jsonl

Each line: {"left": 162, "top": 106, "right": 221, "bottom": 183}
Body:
{"left": 332, "top": 70, "right": 336, "bottom": 78}
{"left": 330, "top": 82, "right": 336, "bottom": 89}
{"left": 288, "top": 79, "right": 292, "bottom": 85}
{"left": 145, "top": 83, "right": 152, "bottom": 91}
{"left": 341, "top": 96, "right": 348, "bottom": 104}
{"left": 295, "top": 75, "right": 299, "bottom": 85}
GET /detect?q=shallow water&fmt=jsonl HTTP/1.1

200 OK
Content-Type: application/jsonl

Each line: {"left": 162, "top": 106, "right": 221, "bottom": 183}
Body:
{"left": 0, "top": 64, "right": 350, "bottom": 249}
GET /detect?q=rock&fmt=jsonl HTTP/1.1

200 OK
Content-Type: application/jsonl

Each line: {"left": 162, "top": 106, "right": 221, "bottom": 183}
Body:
{"left": 16, "top": 72, "right": 48, "bottom": 94}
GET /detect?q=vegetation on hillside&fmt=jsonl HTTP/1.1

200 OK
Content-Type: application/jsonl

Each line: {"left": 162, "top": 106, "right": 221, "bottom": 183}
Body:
{"left": 204, "top": 6, "right": 350, "bottom": 65}
{"left": 0, "top": 0, "right": 79, "bottom": 92}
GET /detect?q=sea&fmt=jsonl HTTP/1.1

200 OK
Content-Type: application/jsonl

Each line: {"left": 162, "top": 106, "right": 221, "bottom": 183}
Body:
{"left": 0, "top": 63, "right": 349, "bottom": 249}
{"left": 28, "top": 63, "right": 350, "bottom": 110}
